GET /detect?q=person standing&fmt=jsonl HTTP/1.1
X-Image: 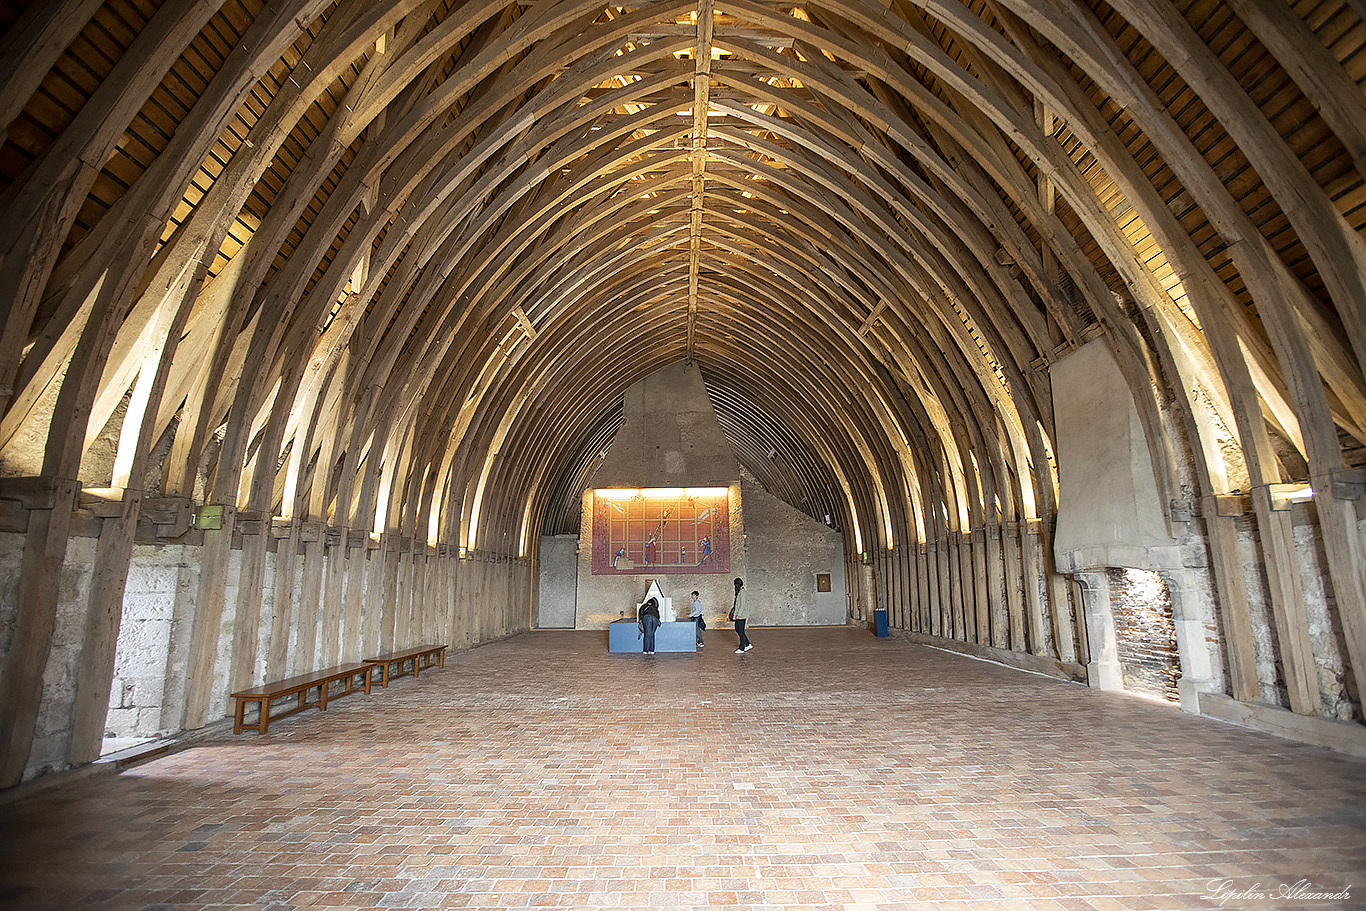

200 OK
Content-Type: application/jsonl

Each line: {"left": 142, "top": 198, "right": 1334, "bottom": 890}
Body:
{"left": 730, "top": 577, "right": 752, "bottom": 653}
{"left": 638, "top": 597, "right": 662, "bottom": 654}
{"left": 690, "top": 590, "right": 705, "bottom": 647}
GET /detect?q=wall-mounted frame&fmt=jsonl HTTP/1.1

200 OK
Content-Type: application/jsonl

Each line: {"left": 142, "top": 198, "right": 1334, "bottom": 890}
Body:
{"left": 591, "top": 488, "right": 730, "bottom": 575}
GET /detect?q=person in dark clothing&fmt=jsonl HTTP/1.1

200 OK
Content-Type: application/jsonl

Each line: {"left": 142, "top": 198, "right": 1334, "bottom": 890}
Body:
{"left": 731, "top": 577, "right": 751, "bottom": 653}
{"left": 638, "top": 597, "right": 662, "bottom": 654}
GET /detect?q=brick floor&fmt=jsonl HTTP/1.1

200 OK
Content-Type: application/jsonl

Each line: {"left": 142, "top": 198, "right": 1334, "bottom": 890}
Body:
{"left": 1, "top": 628, "right": 1363, "bottom": 910}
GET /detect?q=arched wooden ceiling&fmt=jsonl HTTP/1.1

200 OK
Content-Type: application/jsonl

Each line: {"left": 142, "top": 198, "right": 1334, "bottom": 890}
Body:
{"left": 1, "top": 0, "right": 1364, "bottom": 565}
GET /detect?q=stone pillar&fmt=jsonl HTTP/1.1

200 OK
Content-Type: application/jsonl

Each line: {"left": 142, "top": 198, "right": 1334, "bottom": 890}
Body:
{"left": 1162, "top": 567, "right": 1219, "bottom": 714}
{"left": 1075, "top": 571, "right": 1123, "bottom": 691}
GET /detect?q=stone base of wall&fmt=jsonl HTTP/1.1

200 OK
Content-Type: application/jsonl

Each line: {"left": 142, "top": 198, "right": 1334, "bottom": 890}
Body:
{"left": 893, "top": 629, "right": 1088, "bottom": 683}
{"left": 1195, "top": 692, "right": 1366, "bottom": 758}
{"left": 0, "top": 715, "right": 234, "bottom": 808}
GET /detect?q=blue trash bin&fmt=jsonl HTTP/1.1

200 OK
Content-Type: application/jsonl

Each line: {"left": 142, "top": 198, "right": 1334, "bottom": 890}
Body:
{"left": 873, "top": 608, "right": 888, "bottom": 637}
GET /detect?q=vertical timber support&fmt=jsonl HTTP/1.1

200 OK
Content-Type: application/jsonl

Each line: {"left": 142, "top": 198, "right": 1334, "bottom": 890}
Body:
{"left": 340, "top": 531, "right": 367, "bottom": 662}
{"left": 320, "top": 529, "right": 346, "bottom": 667}
{"left": 69, "top": 488, "right": 142, "bottom": 764}
{"left": 1201, "top": 507, "right": 1259, "bottom": 702}
{"left": 1004, "top": 521, "right": 1025, "bottom": 650}
{"left": 395, "top": 539, "right": 414, "bottom": 647}
{"left": 182, "top": 505, "right": 237, "bottom": 729}
{"left": 293, "top": 524, "right": 325, "bottom": 675}
{"left": 935, "top": 539, "right": 952, "bottom": 637}
{"left": 1022, "top": 520, "right": 1049, "bottom": 655}
{"left": 1311, "top": 488, "right": 1366, "bottom": 715}
{"left": 409, "top": 545, "right": 425, "bottom": 643}
{"left": 972, "top": 528, "right": 990, "bottom": 644}
{"left": 266, "top": 518, "right": 301, "bottom": 680}
{"left": 0, "top": 478, "right": 78, "bottom": 786}
{"left": 380, "top": 535, "right": 402, "bottom": 653}
{"left": 1250, "top": 487, "right": 1323, "bottom": 715}
{"left": 898, "top": 544, "right": 913, "bottom": 630}
{"left": 985, "top": 522, "right": 1007, "bottom": 648}
{"left": 362, "top": 536, "right": 387, "bottom": 658}
{"left": 949, "top": 533, "right": 966, "bottom": 639}
{"left": 1042, "top": 519, "right": 1077, "bottom": 663}
{"left": 228, "top": 516, "right": 267, "bottom": 693}
{"left": 922, "top": 543, "right": 936, "bottom": 634}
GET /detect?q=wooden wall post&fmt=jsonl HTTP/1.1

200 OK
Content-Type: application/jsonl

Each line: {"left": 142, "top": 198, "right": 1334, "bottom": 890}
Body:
{"left": 228, "top": 520, "right": 268, "bottom": 692}
{"left": 182, "top": 507, "right": 238, "bottom": 728}
{"left": 340, "top": 532, "right": 368, "bottom": 662}
{"left": 985, "top": 522, "right": 1006, "bottom": 648}
{"left": 0, "top": 478, "right": 78, "bottom": 786}
{"left": 1004, "top": 521, "right": 1026, "bottom": 650}
{"left": 361, "top": 536, "right": 387, "bottom": 658}
{"left": 379, "top": 536, "right": 402, "bottom": 652}
{"left": 320, "top": 531, "right": 346, "bottom": 666}
{"left": 266, "top": 519, "right": 301, "bottom": 680}
{"left": 972, "top": 528, "right": 990, "bottom": 644}
{"left": 68, "top": 489, "right": 141, "bottom": 764}
{"left": 1022, "top": 520, "right": 1049, "bottom": 655}
{"left": 1250, "top": 487, "right": 1323, "bottom": 714}
{"left": 292, "top": 527, "right": 325, "bottom": 674}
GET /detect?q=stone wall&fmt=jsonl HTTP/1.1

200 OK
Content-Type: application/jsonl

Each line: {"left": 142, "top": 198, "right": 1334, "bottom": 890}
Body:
{"left": 574, "top": 482, "right": 747, "bottom": 628}
{"left": 568, "top": 477, "right": 848, "bottom": 629}
{"left": 1232, "top": 508, "right": 1358, "bottom": 722}
{"left": 0, "top": 532, "right": 23, "bottom": 685}
{"left": 1, "top": 524, "right": 529, "bottom": 783}
{"left": 577, "top": 362, "right": 757, "bottom": 627}
{"left": 741, "top": 476, "right": 847, "bottom": 626}
{"left": 107, "top": 543, "right": 191, "bottom": 739}
{"left": 536, "top": 535, "right": 578, "bottom": 628}
{"left": 30, "top": 536, "right": 96, "bottom": 778}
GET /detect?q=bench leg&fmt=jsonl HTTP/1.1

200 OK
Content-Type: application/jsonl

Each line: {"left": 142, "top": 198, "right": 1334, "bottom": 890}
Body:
{"left": 234, "top": 697, "right": 245, "bottom": 735}
{"left": 258, "top": 697, "right": 269, "bottom": 735}
{"left": 319, "top": 681, "right": 330, "bottom": 711}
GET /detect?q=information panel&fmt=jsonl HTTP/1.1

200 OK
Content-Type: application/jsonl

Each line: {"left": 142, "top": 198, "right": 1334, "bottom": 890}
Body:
{"left": 591, "top": 488, "right": 730, "bottom": 575}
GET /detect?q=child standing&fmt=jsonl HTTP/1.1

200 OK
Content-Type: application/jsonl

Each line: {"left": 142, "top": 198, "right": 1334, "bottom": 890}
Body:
{"left": 690, "top": 590, "right": 705, "bottom": 647}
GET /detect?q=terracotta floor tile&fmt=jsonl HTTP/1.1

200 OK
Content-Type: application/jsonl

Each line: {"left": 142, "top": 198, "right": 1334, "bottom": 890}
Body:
{"left": 1, "top": 629, "right": 1363, "bottom": 910}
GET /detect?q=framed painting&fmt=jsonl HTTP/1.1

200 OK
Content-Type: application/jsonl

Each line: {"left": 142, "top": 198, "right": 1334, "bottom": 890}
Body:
{"left": 591, "top": 488, "right": 730, "bottom": 574}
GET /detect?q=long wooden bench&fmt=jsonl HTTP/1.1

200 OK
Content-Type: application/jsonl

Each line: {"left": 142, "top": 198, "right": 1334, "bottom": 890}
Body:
{"left": 230, "top": 662, "right": 374, "bottom": 734}
{"left": 364, "top": 644, "right": 448, "bottom": 687}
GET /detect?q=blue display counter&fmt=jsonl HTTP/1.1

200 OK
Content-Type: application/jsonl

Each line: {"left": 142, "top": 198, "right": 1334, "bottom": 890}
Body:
{"left": 608, "top": 619, "right": 697, "bottom": 653}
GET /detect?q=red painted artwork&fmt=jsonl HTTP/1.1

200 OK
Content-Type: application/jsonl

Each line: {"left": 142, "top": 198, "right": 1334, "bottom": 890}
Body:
{"left": 591, "top": 489, "right": 730, "bottom": 575}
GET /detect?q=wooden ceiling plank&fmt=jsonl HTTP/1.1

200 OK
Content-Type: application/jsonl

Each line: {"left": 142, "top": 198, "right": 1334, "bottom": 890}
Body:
{"left": 1226, "top": 0, "right": 1366, "bottom": 184}
{"left": 0, "top": 0, "right": 106, "bottom": 144}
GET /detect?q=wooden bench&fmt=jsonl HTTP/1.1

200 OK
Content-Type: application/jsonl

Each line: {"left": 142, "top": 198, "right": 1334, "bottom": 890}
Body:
{"left": 230, "top": 662, "right": 374, "bottom": 734}
{"left": 364, "top": 644, "right": 448, "bottom": 687}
